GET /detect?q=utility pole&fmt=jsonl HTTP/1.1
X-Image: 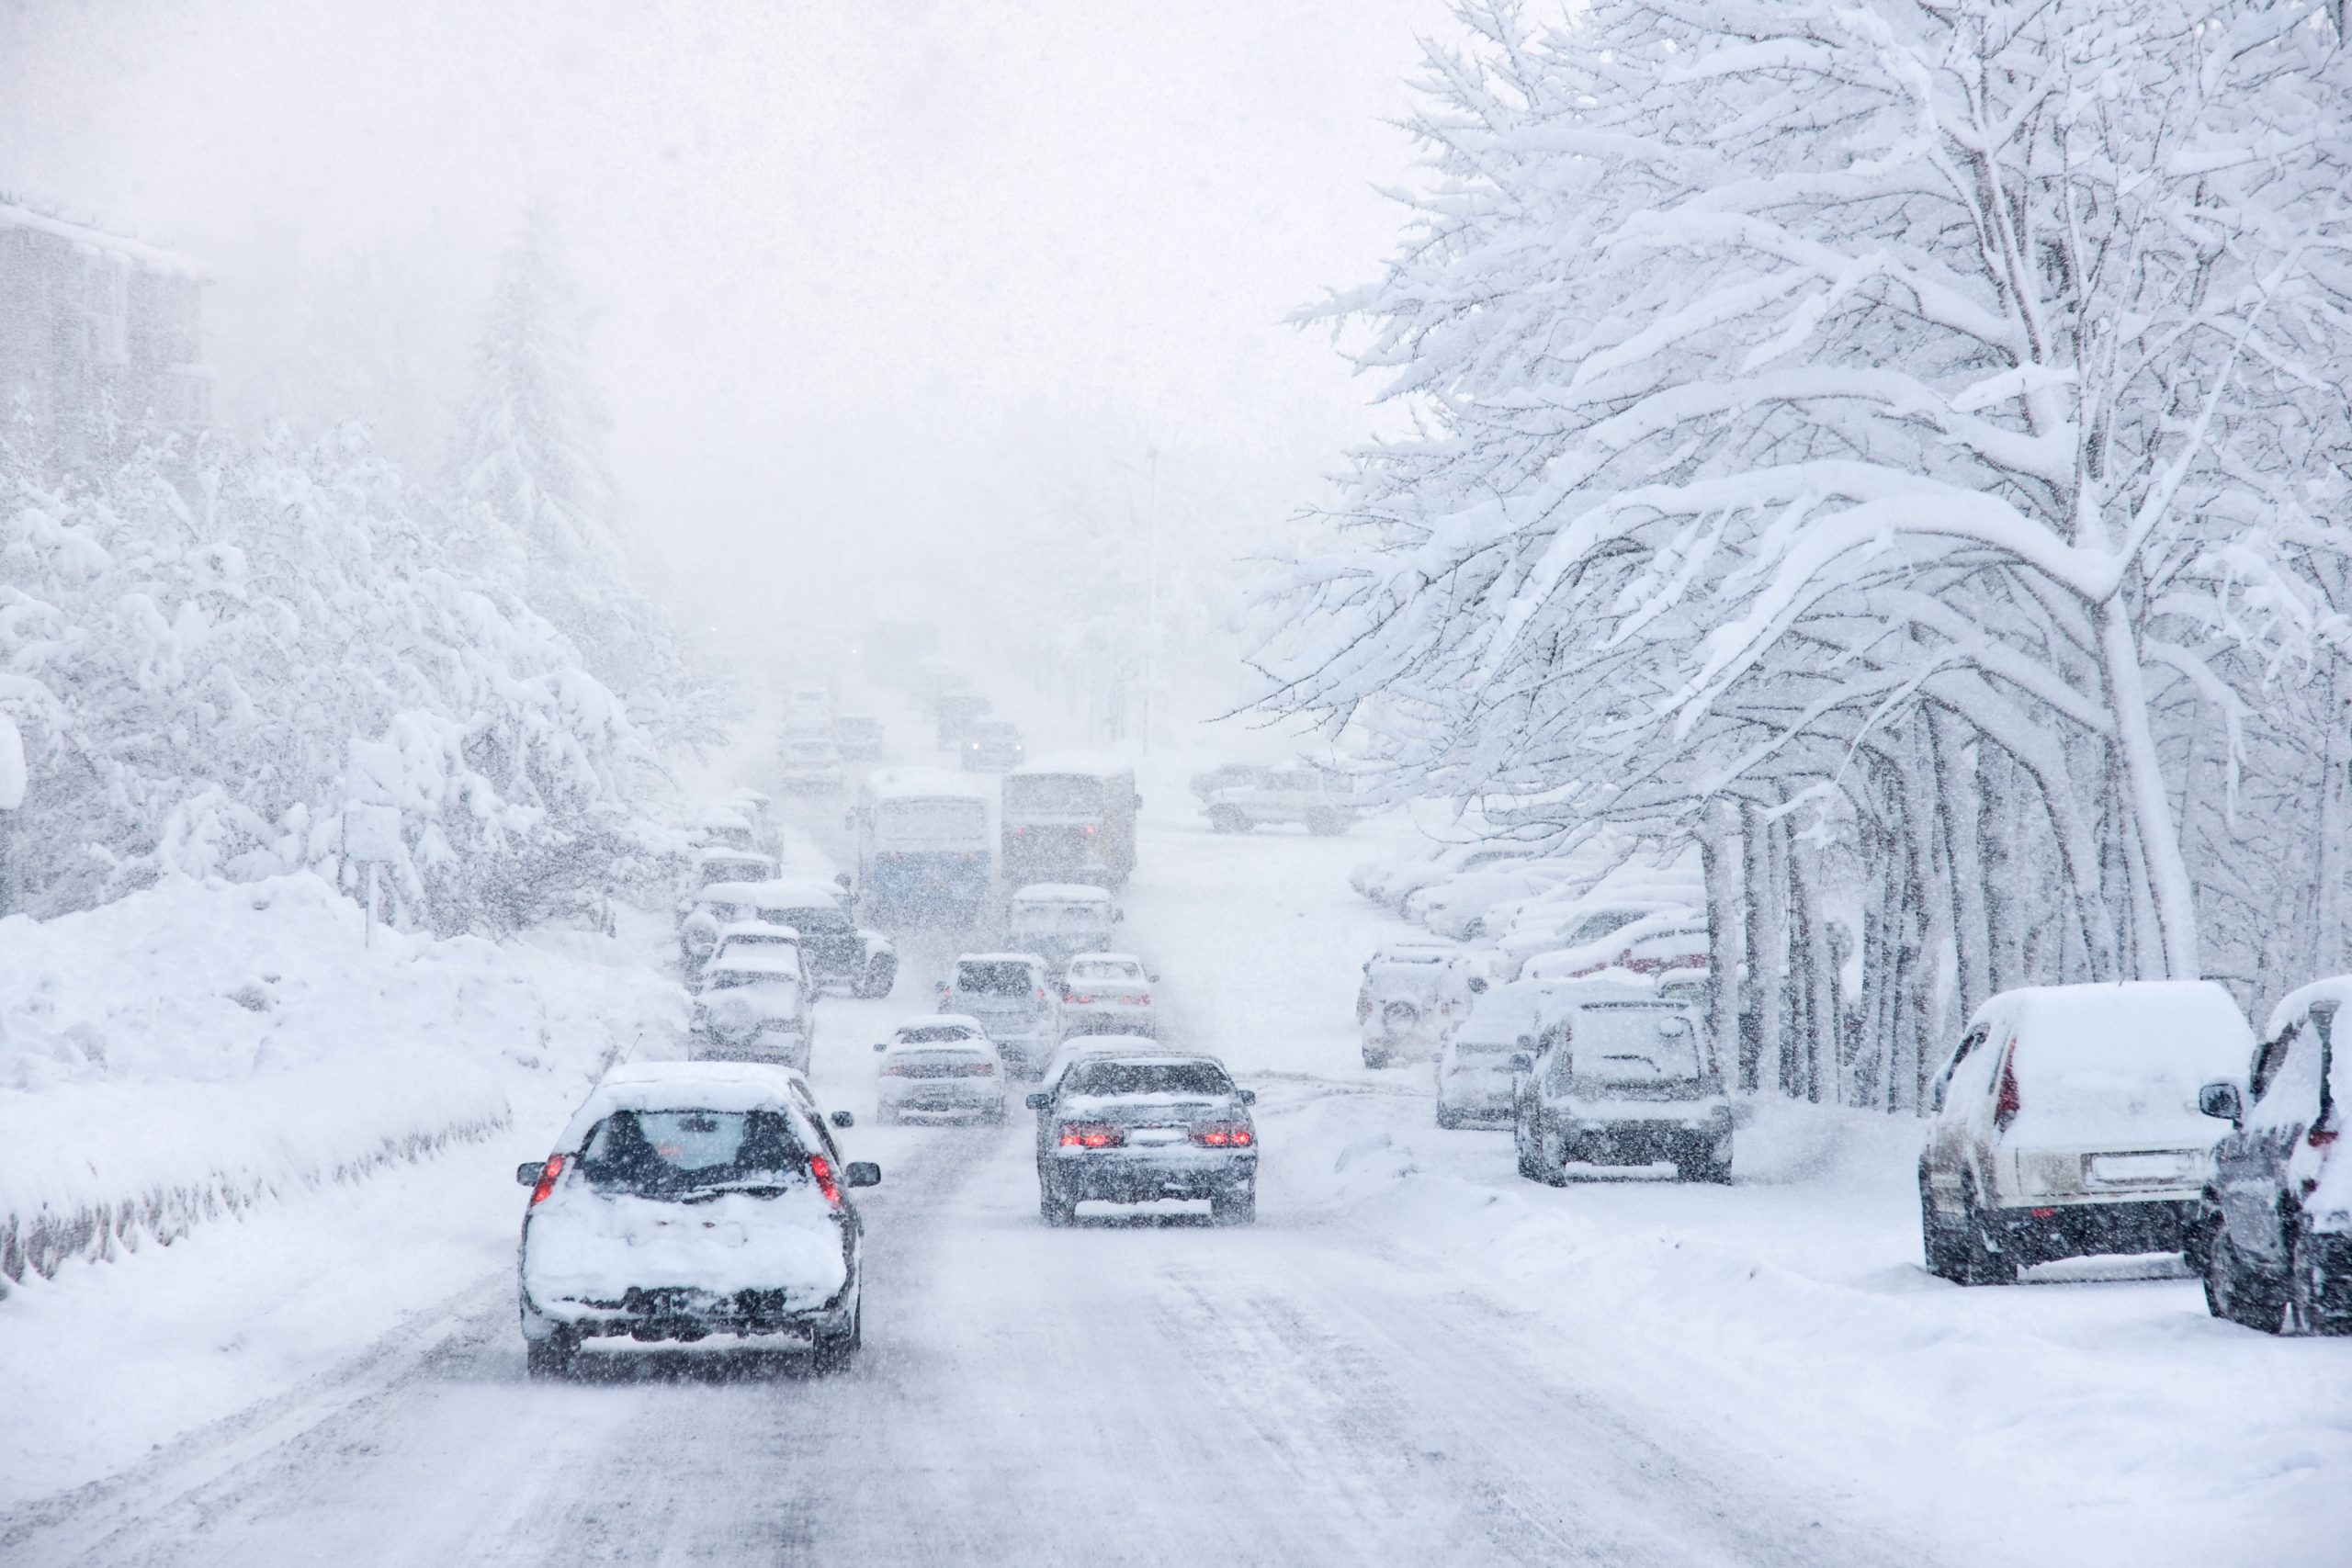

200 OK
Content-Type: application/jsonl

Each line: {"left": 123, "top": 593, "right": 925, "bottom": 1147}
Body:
{"left": 1142, "top": 445, "right": 1160, "bottom": 757}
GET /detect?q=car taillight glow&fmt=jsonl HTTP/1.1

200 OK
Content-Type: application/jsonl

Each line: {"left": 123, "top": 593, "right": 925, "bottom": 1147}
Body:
{"left": 962, "top": 1061, "right": 996, "bottom": 1077}
{"left": 2311, "top": 1128, "right": 2340, "bottom": 1147}
{"left": 530, "top": 1154, "right": 566, "bottom": 1205}
{"left": 809, "top": 1155, "right": 842, "bottom": 1206}
{"left": 1193, "top": 1124, "right": 1255, "bottom": 1147}
{"left": 1067, "top": 992, "right": 1091, "bottom": 1004}
{"left": 1059, "top": 1122, "right": 1124, "bottom": 1148}
{"left": 1995, "top": 1043, "right": 2021, "bottom": 1132}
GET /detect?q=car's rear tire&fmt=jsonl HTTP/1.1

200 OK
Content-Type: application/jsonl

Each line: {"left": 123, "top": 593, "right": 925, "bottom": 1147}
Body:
{"left": 1435, "top": 1102, "right": 1464, "bottom": 1130}
{"left": 525, "top": 1329, "right": 577, "bottom": 1380}
{"left": 1362, "top": 1045, "right": 1391, "bottom": 1069}
{"left": 1540, "top": 1125, "right": 1570, "bottom": 1186}
{"left": 1208, "top": 806, "right": 1250, "bottom": 834}
{"left": 2288, "top": 1224, "right": 2350, "bottom": 1335}
{"left": 814, "top": 1300, "right": 862, "bottom": 1373}
{"left": 1306, "top": 810, "right": 1344, "bottom": 836}
{"left": 1958, "top": 1190, "right": 2017, "bottom": 1286}
{"left": 1702, "top": 1145, "right": 1734, "bottom": 1185}
{"left": 1040, "top": 1180, "right": 1076, "bottom": 1227}
{"left": 853, "top": 954, "right": 896, "bottom": 999}
{"left": 1212, "top": 1186, "right": 1257, "bottom": 1225}
{"left": 1514, "top": 1111, "right": 1541, "bottom": 1180}
{"left": 1920, "top": 1178, "right": 1968, "bottom": 1280}
{"left": 2206, "top": 1227, "right": 2287, "bottom": 1331}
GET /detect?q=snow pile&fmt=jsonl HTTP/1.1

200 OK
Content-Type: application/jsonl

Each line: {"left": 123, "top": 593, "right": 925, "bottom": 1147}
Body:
{"left": 0, "top": 873, "right": 560, "bottom": 1283}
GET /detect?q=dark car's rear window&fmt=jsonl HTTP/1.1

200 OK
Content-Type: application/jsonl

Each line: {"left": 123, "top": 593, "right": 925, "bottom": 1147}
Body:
{"left": 956, "top": 961, "right": 1037, "bottom": 996}
{"left": 1064, "top": 1060, "right": 1232, "bottom": 1098}
{"left": 577, "top": 1109, "right": 808, "bottom": 1195}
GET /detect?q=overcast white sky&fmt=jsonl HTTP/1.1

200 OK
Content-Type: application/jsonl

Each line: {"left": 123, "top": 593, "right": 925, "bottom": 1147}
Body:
{"left": 4, "top": 0, "right": 1449, "bottom": 650}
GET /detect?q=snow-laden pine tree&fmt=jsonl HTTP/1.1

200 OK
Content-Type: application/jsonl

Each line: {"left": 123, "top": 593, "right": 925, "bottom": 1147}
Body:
{"left": 1260, "top": 0, "right": 2352, "bottom": 1103}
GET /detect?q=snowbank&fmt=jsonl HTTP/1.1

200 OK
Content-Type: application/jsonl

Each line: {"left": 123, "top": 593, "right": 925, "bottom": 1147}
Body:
{"left": 0, "top": 873, "right": 652, "bottom": 1284}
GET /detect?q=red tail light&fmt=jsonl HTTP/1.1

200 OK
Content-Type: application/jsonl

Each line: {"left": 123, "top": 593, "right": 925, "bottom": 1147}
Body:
{"left": 2310, "top": 1128, "right": 2339, "bottom": 1147}
{"left": 1058, "top": 1122, "right": 1124, "bottom": 1148}
{"left": 1995, "top": 1044, "right": 2021, "bottom": 1132}
{"left": 1067, "top": 993, "right": 1092, "bottom": 1004}
{"left": 1193, "top": 1123, "right": 1255, "bottom": 1147}
{"left": 961, "top": 1061, "right": 996, "bottom": 1077}
{"left": 809, "top": 1155, "right": 842, "bottom": 1206}
{"left": 530, "top": 1154, "right": 566, "bottom": 1205}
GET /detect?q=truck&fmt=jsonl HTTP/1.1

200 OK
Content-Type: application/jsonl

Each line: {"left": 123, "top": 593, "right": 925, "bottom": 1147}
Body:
{"left": 851, "top": 768, "right": 994, "bottom": 929}
{"left": 1001, "top": 755, "right": 1140, "bottom": 890}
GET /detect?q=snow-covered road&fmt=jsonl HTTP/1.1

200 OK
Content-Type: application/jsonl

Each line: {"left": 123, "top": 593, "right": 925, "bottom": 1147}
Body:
{"left": 4, "top": 734, "right": 2346, "bottom": 1567}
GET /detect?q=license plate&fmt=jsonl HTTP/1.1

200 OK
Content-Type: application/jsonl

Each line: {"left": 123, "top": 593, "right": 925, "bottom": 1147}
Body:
{"left": 1128, "top": 1127, "right": 1185, "bottom": 1146}
{"left": 2088, "top": 1152, "right": 2192, "bottom": 1185}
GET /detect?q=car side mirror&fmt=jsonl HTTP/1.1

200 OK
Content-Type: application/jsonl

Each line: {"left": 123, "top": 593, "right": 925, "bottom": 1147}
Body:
{"left": 844, "top": 1161, "right": 882, "bottom": 1189}
{"left": 1025, "top": 1091, "right": 1052, "bottom": 1111}
{"left": 2198, "top": 1080, "right": 2244, "bottom": 1124}
{"left": 1468, "top": 976, "right": 1488, "bottom": 994}
{"left": 1238, "top": 1089, "right": 1257, "bottom": 1105}
{"left": 1148, "top": 972, "right": 1161, "bottom": 984}
{"left": 831, "top": 1110, "right": 855, "bottom": 1128}
{"left": 515, "top": 1161, "right": 546, "bottom": 1188}
{"left": 1509, "top": 1054, "right": 1533, "bottom": 1073}
{"left": 873, "top": 1041, "right": 888, "bottom": 1053}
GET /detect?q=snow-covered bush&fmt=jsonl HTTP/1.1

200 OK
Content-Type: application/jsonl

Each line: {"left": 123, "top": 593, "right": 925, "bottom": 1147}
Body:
{"left": 1261, "top": 0, "right": 2352, "bottom": 1103}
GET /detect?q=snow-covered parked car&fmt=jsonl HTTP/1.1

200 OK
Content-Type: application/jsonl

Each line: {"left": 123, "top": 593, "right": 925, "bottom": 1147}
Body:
{"left": 1407, "top": 858, "right": 1577, "bottom": 941}
{"left": 1520, "top": 911, "right": 1710, "bottom": 983}
{"left": 700, "top": 920, "right": 807, "bottom": 998}
{"left": 1509, "top": 982, "right": 1731, "bottom": 1183}
{"left": 691, "top": 951, "right": 813, "bottom": 1071}
{"left": 1201, "top": 761, "right": 1368, "bottom": 836}
{"left": 1357, "top": 841, "right": 1530, "bottom": 912}
{"left": 1004, "top": 882, "right": 1119, "bottom": 977}
{"left": 1357, "top": 942, "right": 1489, "bottom": 1067}
{"left": 777, "top": 734, "right": 845, "bottom": 793}
{"left": 750, "top": 877, "right": 897, "bottom": 998}
{"left": 2193, "top": 976, "right": 2352, "bottom": 1333}
{"left": 873, "top": 1015, "right": 1006, "bottom": 1124}
{"left": 938, "top": 953, "right": 1059, "bottom": 1077}
{"left": 1436, "top": 977, "right": 1591, "bottom": 1128}
{"left": 1919, "top": 981, "right": 2252, "bottom": 1286}
{"left": 831, "top": 713, "right": 886, "bottom": 762}
{"left": 1058, "top": 952, "right": 1158, "bottom": 1038}
{"left": 1026, "top": 1051, "right": 1259, "bottom": 1226}
{"left": 515, "top": 1061, "right": 877, "bottom": 1376}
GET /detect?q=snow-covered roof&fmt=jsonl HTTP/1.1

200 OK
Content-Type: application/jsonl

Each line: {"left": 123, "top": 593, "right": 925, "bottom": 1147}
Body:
{"left": 555, "top": 1062, "right": 812, "bottom": 1149}
{"left": 753, "top": 877, "right": 848, "bottom": 908}
{"left": 1550, "top": 975, "right": 1670, "bottom": 1005}
{"left": 1010, "top": 751, "right": 1134, "bottom": 779}
{"left": 715, "top": 920, "right": 800, "bottom": 942}
{"left": 695, "top": 846, "right": 775, "bottom": 870}
{"left": 891, "top": 1012, "right": 987, "bottom": 1036}
{"left": 693, "top": 877, "right": 836, "bottom": 907}
{"left": 705, "top": 952, "right": 803, "bottom": 978}
{"left": 0, "top": 201, "right": 211, "bottom": 280}
{"left": 1065, "top": 952, "right": 1146, "bottom": 968}
{"left": 2266, "top": 975, "right": 2352, "bottom": 1040}
{"left": 954, "top": 952, "right": 1048, "bottom": 967}
{"left": 1009, "top": 882, "right": 1113, "bottom": 903}
{"left": 862, "top": 767, "right": 989, "bottom": 802}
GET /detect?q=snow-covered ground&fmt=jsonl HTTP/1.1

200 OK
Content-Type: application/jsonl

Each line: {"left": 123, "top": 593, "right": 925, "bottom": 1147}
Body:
{"left": 2, "top": 703, "right": 2346, "bottom": 1565}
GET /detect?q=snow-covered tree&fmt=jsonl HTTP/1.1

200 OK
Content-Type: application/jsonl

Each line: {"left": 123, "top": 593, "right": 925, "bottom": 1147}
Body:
{"left": 1260, "top": 0, "right": 2352, "bottom": 1103}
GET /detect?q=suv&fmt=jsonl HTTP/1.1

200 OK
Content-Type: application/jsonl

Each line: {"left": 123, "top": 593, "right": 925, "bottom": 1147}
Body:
{"left": 1919, "top": 982, "right": 2252, "bottom": 1285}
{"left": 752, "top": 878, "right": 897, "bottom": 999}
{"left": 1026, "top": 1053, "right": 1258, "bottom": 1225}
{"left": 2194, "top": 978, "right": 2352, "bottom": 1333}
{"left": 515, "top": 1062, "right": 877, "bottom": 1376}
{"left": 1201, "top": 761, "right": 1365, "bottom": 836}
{"left": 1510, "top": 984, "right": 1731, "bottom": 1182}
{"left": 961, "top": 719, "right": 1026, "bottom": 772}
{"left": 691, "top": 951, "right": 812, "bottom": 1070}
{"left": 938, "top": 953, "right": 1059, "bottom": 1077}
{"left": 1357, "top": 942, "right": 1487, "bottom": 1067}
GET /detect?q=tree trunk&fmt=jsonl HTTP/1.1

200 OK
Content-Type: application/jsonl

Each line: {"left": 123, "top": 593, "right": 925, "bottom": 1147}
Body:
{"left": 2098, "top": 596, "right": 2200, "bottom": 976}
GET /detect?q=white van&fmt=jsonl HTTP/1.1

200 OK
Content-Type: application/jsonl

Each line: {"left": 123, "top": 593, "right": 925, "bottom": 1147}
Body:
{"left": 1918, "top": 981, "right": 2253, "bottom": 1283}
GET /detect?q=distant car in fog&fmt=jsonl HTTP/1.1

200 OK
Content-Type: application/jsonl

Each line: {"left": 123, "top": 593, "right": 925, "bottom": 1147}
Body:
{"left": 786, "top": 683, "right": 833, "bottom": 724}
{"left": 1436, "top": 977, "right": 1592, "bottom": 1128}
{"left": 1510, "top": 984, "right": 1731, "bottom": 1185}
{"left": 1201, "top": 761, "right": 1367, "bottom": 836}
{"left": 1002, "top": 757, "right": 1140, "bottom": 889}
{"left": 961, "top": 718, "right": 1026, "bottom": 771}
{"left": 831, "top": 714, "right": 886, "bottom": 762}
{"left": 691, "top": 950, "right": 813, "bottom": 1071}
{"left": 751, "top": 877, "right": 897, "bottom": 999}
{"left": 777, "top": 734, "right": 844, "bottom": 793}
{"left": 1027, "top": 1052, "right": 1258, "bottom": 1225}
{"left": 702, "top": 920, "right": 808, "bottom": 999}
{"left": 516, "top": 1061, "right": 876, "bottom": 1376}
{"left": 873, "top": 1016, "right": 1006, "bottom": 1123}
{"left": 1059, "top": 953, "right": 1158, "bottom": 1037}
{"left": 1357, "top": 942, "right": 1487, "bottom": 1067}
{"left": 938, "top": 953, "right": 1058, "bottom": 1077}
{"left": 1004, "top": 882, "right": 1120, "bottom": 977}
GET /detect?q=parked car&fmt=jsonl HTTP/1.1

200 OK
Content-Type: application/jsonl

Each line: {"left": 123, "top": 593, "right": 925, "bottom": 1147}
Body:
{"left": 961, "top": 718, "right": 1026, "bottom": 772}
{"left": 938, "top": 953, "right": 1059, "bottom": 1077}
{"left": 1190, "top": 761, "right": 1277, "bottom": 801}
{"left": 1358, "top": 841, "right": 1531, "bottom": 911}
{"left": 514, "top": 1061, "right": 876, "bottom": 1376}
{"left": 687, "top": 846, "right": 777, "bottom": 898}
{"left": 1520, "top": 912, "right": 1710, "bottom": 983}
{"left": 1004, "top": 882, "right": 1120, "bottom": 977}
{"left": 1202, "top": 761, "right": 1368, "bottom": 836}
{"left": 831, "top": 714, "right": 886, "bottom": 762}
{"left": 1357, "top": 942, "right": 1489, "bottom": 1067}
{"left": 777, "top": 734, "right": 845, "bottom": 793}
{"left": 691, "top": 951, "right": 813, "bottom": 1071}
{"left": 1436, "top": 977, "right": 1589, "bottom": 1128}
{"left": 786, "top": 683, "right": 834, "bottom": 725}
{"left": 1059, "top": 953, "right": 1158, "bottom": 1037}
{"left": 1408, "top": 859, "right": 1578, "bottom": 941}
{"left": 1918, "top": 981, "right": 2252, "bottom": 1285}
{"left": 1510, "top": 981, "right": 1731, "bottom": 1183}
{"left": 2193, "top": 976, "right": 2352, "bottom": 1333}
{"left": 1496, "top": 897, "right": 1701, "bottom": 978}
{"left": 746, "top": 877, "right": 897, "bottom": 999}
{"left": 873, "top": 1016, "right": 1007, "bottom": 1124}
{"left": 701, "top": 920, "right": 808, "bottom": 1000}
{"left": 1026, "top": 1052, "right": 1258, "bottom": 1225}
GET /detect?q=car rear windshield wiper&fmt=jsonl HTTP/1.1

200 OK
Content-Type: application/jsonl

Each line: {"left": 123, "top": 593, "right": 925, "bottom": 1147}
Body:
{"left": 673, "top": 1178, "right": 798, "bottom": 1201}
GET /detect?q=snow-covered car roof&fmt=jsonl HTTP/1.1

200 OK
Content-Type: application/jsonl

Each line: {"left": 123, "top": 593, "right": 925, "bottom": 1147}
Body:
{"left": 555, "top": 1062, "right": 815, "bottom": 1149}
{"left": 1371, "top": 942, "right": 1460, "bottom": 964}
{"left": 691, "top": 878, "right": 839, "bottom": 908}
{"left": 1545, "top": 974, "right": 1668, "bottom": 1005}
{"left": 890, "top": 1011, "right": 988, "bottom": 1038}
{"left": 713, "top": 920, "right": 801, "bottom": 942}
{"left": 694, "top": 845, "right": 774, "bottom": 869}
{"left": 703, "top": 952, "right": 804, "bottom": 978}
{"left": 1009, "top": 883, "right": 1113, "bottom": 904}
{"left": 863, "top": 767, "right": 990, "bottom": 801}
{"left": 1009, "top": 751, "right": 1133, "bottom": 780}
{"left": 1065, "top": 952, "right": 1146, "bottom": 969}
{"left": 2265, "top": 974, "right": 2352, "bottom": 1039}
{"left": 954, "top": 952, "right": 1049, "bottom": 968}
{"left": 753, "top": 878, "right": 849, "bottom": 908}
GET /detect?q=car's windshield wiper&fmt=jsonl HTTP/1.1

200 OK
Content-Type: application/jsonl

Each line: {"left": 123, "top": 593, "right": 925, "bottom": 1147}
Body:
{"left": 673, "top": 1178, "right": 797, "bottom": 1201}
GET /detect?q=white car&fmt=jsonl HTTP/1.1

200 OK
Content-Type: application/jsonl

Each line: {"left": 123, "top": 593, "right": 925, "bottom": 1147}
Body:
{"left": 1058, "top": 953, "right": 1158, "bottom": 1037}
{"left": 515, "top": 1061, "right": 877, "bottom": 1376}
{"left": 1920, "top": 981, "right": 2253, "bottom": 1284}
{"left": 1363, "top": 842, "right": 1531, "bottom": 911}
{"left": 777, "top": 735, "right": 845, "bottom": 793}
{"left": 1436, "top": 977, "right": 1597, "bottom": 1128}
{"left": 701, "top": 920, "right": 806, "bottom": 996}
{"left": 1408, "top": 860, "right": 1578, "bottom": 941}
{"left": 691, "top": 951, "right": 812, "bottom": 1070}
{"left": 873, "top": 1015, "right": 1007, "bottom": 1123}
{"left": 1519, "top": 911, "right": 1709, "bottom": 982}
{"left": 1357, "top": 942, "right": 1489, "bottom": 1067}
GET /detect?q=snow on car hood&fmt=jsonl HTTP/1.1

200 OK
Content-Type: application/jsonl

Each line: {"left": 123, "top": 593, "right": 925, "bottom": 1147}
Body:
{"left": 524, "top": 1184, "right": 846, "bottom": 1305}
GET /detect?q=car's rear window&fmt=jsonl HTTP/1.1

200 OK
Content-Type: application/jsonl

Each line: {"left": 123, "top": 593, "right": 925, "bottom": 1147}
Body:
{"left": 1064, "top": 1061, "right": 1232, "bottom": 1098}
{"left": 1012, "top": 901, "right": 1108, "bottom": 928}
{"left": 899, "top": 1025, "right": 980, "bottom": 1043}
{"left": 707, "top": 964, "right": 796, "bottom": 989}
{"left": 1067, "top": 959, "right": 1142, "bottom": 982}
{"left": 1555, "top": 1005, "right": 1704, "bottom": 1086}
{"left": 767, "top": 904, "right": 850, "bottom": 933}
{"left": 577, "top": 1109, "right": 808, "bottom": 1195}
{"left": 956, "top": 961, "right": 1037, "bottom": 996}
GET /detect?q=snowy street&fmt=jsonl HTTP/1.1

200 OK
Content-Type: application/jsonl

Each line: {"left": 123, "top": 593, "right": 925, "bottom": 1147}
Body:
{"left": 5, "top": 779, "right": 2341, "bottom": 1567}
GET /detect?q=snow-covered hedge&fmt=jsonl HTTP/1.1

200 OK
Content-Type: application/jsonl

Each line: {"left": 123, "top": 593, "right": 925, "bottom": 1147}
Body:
{"left": 0, "top": 873, "right": 551, "bottom": 1284}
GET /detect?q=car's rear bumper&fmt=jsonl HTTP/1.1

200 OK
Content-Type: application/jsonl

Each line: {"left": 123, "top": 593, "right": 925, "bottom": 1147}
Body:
{"left": 1046, "top": 1147, "right": 1256, "bottom": 1202}
{"left": 1993, "top": 1199, "right": 2197, "bottom": 1264}
{"left": 523, "top": 1282, "right": 853, "bottom": 1346}
{"left": 1562, "top": 1118, "right": 1727, "bottom": 1166}
{"left": 1062, "top": 1008, "right": 1155, "bottom": 1035}
{"left": 882, "top": 1084, "right": 1003, "bottom": 1116}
